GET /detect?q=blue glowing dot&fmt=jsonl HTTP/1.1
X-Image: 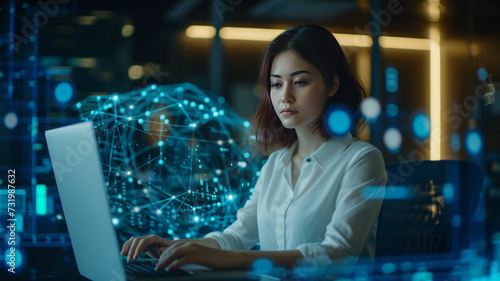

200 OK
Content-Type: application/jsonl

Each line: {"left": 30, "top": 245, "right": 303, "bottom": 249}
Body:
{"left": 159, "top": 159, "right": 164, "bottom": 165}
{"left": 401, "top": 261, "right": 413, "bottom": 271}
{"left": 385, "top": 67, "right": 399, "bottom": 93}
{"left": 381, "top": 262, "right": 396, "bottom": 274}
{"left": 112, "top": 218, "right": 119, "bottom": 225}
{"left": 145, "top": 111, "right": 151, "bottom": 117}
{"left": 252, "top": 258, "right": 273, "bottom": 274}
{"left": 141, "top": 91, "right": 147, "bottom": 97}
{"left": 412, "top": 271, "right": 433, "bottom": 281}
{"left": 185, "top": 233, "right": 191, "bottom": 238}
{"left": 76, "top": 102, "right": 81, "bottom": 109}
{"left": 203, "top": 113, "right": 210, "bottom": 119}
{"left": 190, "top": 101, "right": 196, "bottom": 107}
{"left": 412, "top": 113, "right": 430, "bottom": 139}
{"left": 213, "top": 177, "right": 219, "bottom": 183}
{"left": 167, "top": 229, "right": 174, "bottom": 235}
{"left": 198, "top": 165, "right": 202, "bottom": 169}
{"left": 4, "top": 112, "right": 18, "bottom": 129}
{"left": 452, "top": 215, "right": 462, "bottom": 227}
{"left": 153, "top": 97, "right": 159, "bottom": 103}
{"left": 386, "top": 103, "right": 399, "bottom": 117}
{"left": 151, "top": 84, "right": 157, "bottom": 90}
{"left": 466, "top": 131, "right": 482, "bottom": 155}
{"left": 113, "top": 95, "right": 119, "bottom": 101}
{"left": 119, "top": 108, "right": 125, "bottom": 114}
{"left": 4, "top": 248, "right": 23, "bottom": 269}
{"left": 478, "top": 67, "right": 488, "bottom": 81}
{"left": 213, "top": 111, "right": 219, "bottom": 117}
{"left": 204, "top": 97, "right": 210, "bottom": 103}
{"left": 138, "top": 118, "right": 144, "bottom": 124}
{"left": 158, "top": 141, "right": 164, "bottom": 147}
{"left": 217, "top": 96, "right": 225, "bottom": 104}
{"left": 244, "top": 152, "right": 250, "bottom": 159}
{"left": 54, "top": 82, "right": 74, "bottom": 104}
{"left": 243, "top": 121, "right": 250, "bottom": 128}
{"left": 164, "top": 119, "right": 169, "bottom": 124}
{"left": 443, "top": 183, "right": 454, "bottom": 202}
{"left": 326, "top": 109, "right": 351, "bottom": 136}
{"left": 218, "top": 110, "right": 225, "bottom": 116}
{"left": 198, "top": 104, "right": 205, "bottom": 110}
{"left": 451, "top": 132, "right": 461, "bottom": 151}
{"left": 128, "top": 177, "right": 134, "bottom": 183}
{"left": 175, "top": 86, "right": 184, "bottom": 92}
{"left": 160, "top": 114, "right": 165, "bottom": 120}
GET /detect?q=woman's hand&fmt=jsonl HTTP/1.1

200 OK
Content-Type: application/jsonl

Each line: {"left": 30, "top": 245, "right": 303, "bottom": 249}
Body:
{"left": 120, "top": 234, "right": 175, "bottom": 262}
{"left": 156, "top": 241, "right": 240, "bottom": 272}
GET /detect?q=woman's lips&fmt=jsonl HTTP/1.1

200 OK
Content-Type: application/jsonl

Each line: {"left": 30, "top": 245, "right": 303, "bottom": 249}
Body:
{"left": 281, "top": 109, "right": 298, "bottom": 116}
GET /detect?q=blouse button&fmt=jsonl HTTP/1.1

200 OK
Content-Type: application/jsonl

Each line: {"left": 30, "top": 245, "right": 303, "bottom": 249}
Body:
{"left": 306, "top": 158, "right": 311, "bottom": 163}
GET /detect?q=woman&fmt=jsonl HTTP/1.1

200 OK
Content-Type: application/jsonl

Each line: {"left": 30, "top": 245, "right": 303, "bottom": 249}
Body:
{"left": 121, "top": 24, "right": 387, "bottom": 272}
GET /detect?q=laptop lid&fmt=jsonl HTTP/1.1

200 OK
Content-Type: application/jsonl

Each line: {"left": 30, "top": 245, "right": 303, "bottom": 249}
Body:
{"left": 46, "top": 121, "right": 127, "bottom": 281}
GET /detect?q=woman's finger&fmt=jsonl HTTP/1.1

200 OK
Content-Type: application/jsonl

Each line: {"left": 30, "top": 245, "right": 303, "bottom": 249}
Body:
{"left": 120, "top": 236, "right": 135, "bottom": 256}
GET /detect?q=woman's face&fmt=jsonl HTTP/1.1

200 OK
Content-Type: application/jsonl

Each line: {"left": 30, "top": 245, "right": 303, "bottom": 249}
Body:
{"left": 270, "top": 51, "right": 338, "bottom": 132}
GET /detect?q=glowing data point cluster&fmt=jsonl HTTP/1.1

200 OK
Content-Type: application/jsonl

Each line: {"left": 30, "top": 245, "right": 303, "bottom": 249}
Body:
{"left": 76, "top": 83, "right": 261, "bottom": 241}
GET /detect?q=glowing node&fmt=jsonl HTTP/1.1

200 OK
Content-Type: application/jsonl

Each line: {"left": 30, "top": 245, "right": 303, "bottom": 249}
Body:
{"left": 128, "top": 117, "right": 132, "bottom": 121}
{"left": 412, "top": 113, "right": 430, "bottom": 139}
{"left": 190, "top": 101, "right": 196, "bottom": 107}
{"left": 160, "top": 114, "right": 165, "bottom": 120}
{"left": 127, "top": 171, "right": 131, "bottom": 175}
{"left": 238, "top": 161, "right": 247, "bottom": 168}
{"left": 386, "top": 103, "right": 399, "bottom": 117}
{"left": 452, "top": 215, "right": 462, "bottom": 227}
{"left": 213, "top": 111, "right": 219, "bottom": 117}
{"left": 228, "top": 195, "right": 233, "bottom": 200}
{"left": 383, "top": 128, "right": 402, "bottom": 153}
{"left": 360, "top": 97, "right": 381, "bottom": 122}
{"left": 56, "top": 214, "right": 63, "bottom": 220}
{"left": 171, "top": 195, "right": 176, "bottom": 199}
{"left": 213, "top": 177, "right": 219, "bottom": 183}
{"left": 215, "top": 169, "right": 222, "bottom": 174}
{"left": 121, "top": 24, "right": 134, "bottom": 37}
{"left": 54, "top": 82, "right": 74, "bottom": 104}
{"left": 113, "top": 95, "right": 119, "bottom": 101}
{"left": 4, "top": 248, "right": 23, "bottom": 269}
{"left": 466, "top": 131, "right": 482, "bottom": 155}
{"left": 451, "top": 133, "right": 460, "bottom": 151}
{"left": 158, "top": 141, "right": 164, "bottom": 147}
{"left": 76, "top": 102, "right": 81, "bottom": 109}
{"left": 150, "top": 84, "right": 157, "bottom": 90}
{"left": 138, "top": 119, "right": 144, "bottom": 124}
{"left": 381, "top": 263, "right": 396, "bottom": 274}
{"left": 385, "top": 67, "right": 399, "bottom": 93}
{"left": 156, "top": 210, "right": 162, "bottom": 215}
{"left": 443, "top": 183, "right": 454, "bottom": 202}
{"left": 244, "top": 152, "right": 250, "bottom": 159}
{"left": 4, "top": 112, "right": 18, "bottom": 129}
{"left": 145, "top": 111, "right": 150, "bottom": 117}
{"left": 194, "top": 216, "right": 200, "bottom": 222}
{"left": 326, "top": 108, "right": 351, "bottom": 136}
{"left": 154, "top": 97, "right": 159, "bottom": 103}
{"left": 228, "top": 139, "right": 233, "bottom": 144}
{"left": 112, "top": 218, "right": 119, "bottom": 225}
{"left": 133, "top": 206, "right": 140, "bottom": 213}
{"left": 217, "top": 140, "right": 223, "bottom": 145}
{"left": 141, "top": 91, "right": 147, "bottom": 97}
{"left": 477, "top": 67, "right": 488, "bottom": 81}
{"left": 252, "top": 258, "right": 273, "bottom": 274}
{"left": 164, "top": 119, "right": 169, "bottom": 124}
{"left": 243, "top": 121, "right": 250, "bottom": 128}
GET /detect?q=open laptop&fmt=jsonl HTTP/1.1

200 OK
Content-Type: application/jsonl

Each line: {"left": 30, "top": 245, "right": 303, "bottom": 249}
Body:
{"left": 46, "top": 121, "right": 277, "bottom": 281}
{"left": 45, "top": 121, "right": 196, "bottom": 280}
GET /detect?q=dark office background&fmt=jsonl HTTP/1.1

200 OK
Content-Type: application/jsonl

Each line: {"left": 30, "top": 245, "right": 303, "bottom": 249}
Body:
{"left": 1, "top": 0, "right": 500, "bottom": 279}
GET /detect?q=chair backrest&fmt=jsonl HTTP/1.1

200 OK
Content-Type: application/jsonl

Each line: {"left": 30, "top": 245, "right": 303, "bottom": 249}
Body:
{"left": 376, "top": 160, "right": 483, "bottom": 258}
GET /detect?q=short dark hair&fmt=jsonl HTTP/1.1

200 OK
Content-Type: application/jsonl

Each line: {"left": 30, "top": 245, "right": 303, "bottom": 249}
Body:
{"left": 252, "top": 24, "right": 367, "bottom": 154}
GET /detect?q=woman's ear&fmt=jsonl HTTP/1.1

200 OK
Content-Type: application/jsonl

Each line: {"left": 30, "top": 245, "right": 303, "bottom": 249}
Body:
{"left": 328, "top": 75, "right": 340, "bottom": 97}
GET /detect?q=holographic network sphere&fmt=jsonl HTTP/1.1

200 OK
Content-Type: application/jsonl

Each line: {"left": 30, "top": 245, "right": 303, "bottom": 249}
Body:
{"left": 76, "top": 83, "right": 261, "bottom": 242}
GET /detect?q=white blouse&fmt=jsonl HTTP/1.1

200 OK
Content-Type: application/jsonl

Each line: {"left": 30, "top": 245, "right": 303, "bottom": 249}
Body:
{"left": 205, "top": 133, "right": 387, "bottom": 262}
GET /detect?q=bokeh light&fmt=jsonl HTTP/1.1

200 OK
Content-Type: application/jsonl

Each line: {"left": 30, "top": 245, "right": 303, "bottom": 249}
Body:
{"left": 385, "top": 67, "right": 399, "bottom": 93}
{"left": 477, "top": 67, "right": 488, "bottom": 81}
{"left": 54, "top": 82, "right": 74, "bottom": 104}
{"left": 360, "top": 97, "right": 381, "bottom": 122}
{"left": 4, "top": 112, "right": 18, "bottom": 129}
{"left": 325, "top": 107, "right": 352, "bottom": 136}
{"left": 466, "top": 130, "right": 482, "bottom": 155}
{"left": 383, "top": 127, "right": 402, "bottom": 153}
{"left": 412, "top": 113, "right": 430, "bottom": 139}
{"left": 386, "top": 103, "right": 399, "bottom": 117}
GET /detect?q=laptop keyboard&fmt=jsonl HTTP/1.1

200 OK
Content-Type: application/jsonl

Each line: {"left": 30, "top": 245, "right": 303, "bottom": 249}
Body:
{"left": 123, "top": 259, "right": 193, "bottom": 277}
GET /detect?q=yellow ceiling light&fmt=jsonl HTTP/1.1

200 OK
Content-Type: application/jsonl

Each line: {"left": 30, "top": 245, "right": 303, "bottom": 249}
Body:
{"left": 379, "top": 36, "right": 431, "bottom": 50}
{"left": 186, "top": 25, "right": 216, "bottom": 39}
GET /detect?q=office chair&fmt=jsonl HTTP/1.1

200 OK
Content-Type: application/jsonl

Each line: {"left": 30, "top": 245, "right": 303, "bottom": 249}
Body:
{"left": 375, "top": 160, "right": 483, "bottom": 258}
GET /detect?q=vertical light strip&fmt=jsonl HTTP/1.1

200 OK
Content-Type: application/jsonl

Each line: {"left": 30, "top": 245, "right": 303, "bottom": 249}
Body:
{"left": 36, "top": 184, "right": 47, "bottom": 215}
{"left": 430, "top": 27, "right": 441, "bottom": 160}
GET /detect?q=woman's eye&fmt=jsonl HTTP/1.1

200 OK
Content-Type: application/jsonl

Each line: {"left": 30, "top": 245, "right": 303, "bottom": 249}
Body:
{"left": 271, "top": 83, "right": 282, "bottom": 88}
{"left": 295, "top": 81, "right": 307, "bottom": 86}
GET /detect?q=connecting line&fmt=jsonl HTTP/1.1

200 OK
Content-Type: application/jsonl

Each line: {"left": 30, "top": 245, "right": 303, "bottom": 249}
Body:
{"left": 115, "top": 124, "right": 132, "bottom": 173}
{"left": 162, "top": 157, "right": 188, "bottom": 191}
{"left": 173, "top": 193, "right": 191, "bottom": 216}
{"left": 106, "top": 125, "right": 117, "bottom": 188}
